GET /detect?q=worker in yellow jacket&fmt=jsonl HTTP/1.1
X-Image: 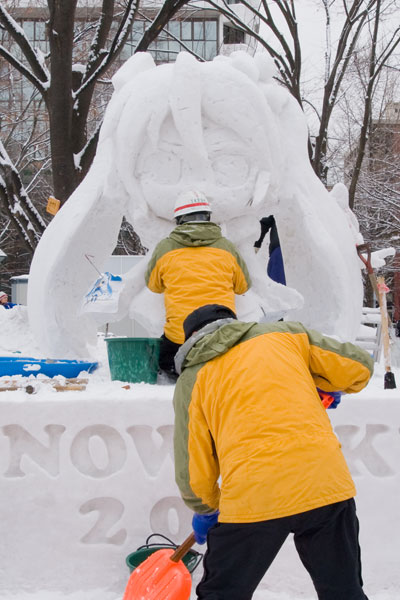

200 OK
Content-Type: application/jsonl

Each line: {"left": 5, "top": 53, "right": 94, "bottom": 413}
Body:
{"left": 173, "top": 304, "right": 374, "bottom": 600}
{"left": 145, "top": 191, "right": 251, "bottom": 379}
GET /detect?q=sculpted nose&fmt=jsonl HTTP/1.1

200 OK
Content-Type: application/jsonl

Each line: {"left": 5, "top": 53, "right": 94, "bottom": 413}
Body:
{"left": 181, "top": 158, "right": 214, "bottom": 186}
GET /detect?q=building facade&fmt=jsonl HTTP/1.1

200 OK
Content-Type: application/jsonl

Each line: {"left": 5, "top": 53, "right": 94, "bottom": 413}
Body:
{"left": 0, "top": 1, "right": 259, "bottom": 166}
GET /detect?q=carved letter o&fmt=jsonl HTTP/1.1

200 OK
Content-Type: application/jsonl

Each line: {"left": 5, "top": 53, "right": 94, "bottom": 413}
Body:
{"left": 70, "top": 425, "right": 127, "bottom": 478}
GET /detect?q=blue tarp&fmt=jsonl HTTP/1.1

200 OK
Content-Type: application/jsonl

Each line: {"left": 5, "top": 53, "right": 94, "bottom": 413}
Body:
{"left": 0, "top": 357, "right": 98, "bottom": 378}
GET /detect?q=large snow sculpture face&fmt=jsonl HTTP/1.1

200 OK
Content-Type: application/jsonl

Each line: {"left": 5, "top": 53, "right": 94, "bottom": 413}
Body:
{"left": 136, "top": 116, "right": 262, "bottom": 222}
{"left": 27, "top": 51, "right": 364, "bottom": 358}
{"left": 107, "top": 53, "right": 282, "bottom": 247}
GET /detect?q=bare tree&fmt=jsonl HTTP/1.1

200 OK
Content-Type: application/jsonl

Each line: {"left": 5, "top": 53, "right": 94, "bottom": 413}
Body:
{"left": 354, "top": 141, "right": 400, "bottom": 315}
{"left": 0, "top": 140, "right": 46, "bottom": 252}
{"left": 337, "top": 54, "right": 400, "bottom": 314}
{"left": 209, "top": 0, "right": 399, "bottom": 185}
{"left": 0, "top": 0, "right": 192, "bottom": 290}
{"left": 0, "top": 0, "right": 189, "bottom": 206}
{"left": 0, "top": 213, "right": 33, "bottom": 295}
{"left": 346, "top": 0, "right": 400, "bottom": 207}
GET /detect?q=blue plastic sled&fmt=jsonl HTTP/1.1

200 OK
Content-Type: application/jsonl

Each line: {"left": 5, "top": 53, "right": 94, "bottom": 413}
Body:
{"left": 0, "top": 357, "right": 98, "bottom": 378}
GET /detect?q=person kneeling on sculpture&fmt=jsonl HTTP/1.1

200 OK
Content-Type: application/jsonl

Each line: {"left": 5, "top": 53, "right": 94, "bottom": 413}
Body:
{"left": 173, "top": 304, "right": 373, "bottom": 600}
{"left": 145, "top": 191, "right": 251, "bottom": 380}
{"left": 254, "top": 215, "right": 286, "bottom": 285}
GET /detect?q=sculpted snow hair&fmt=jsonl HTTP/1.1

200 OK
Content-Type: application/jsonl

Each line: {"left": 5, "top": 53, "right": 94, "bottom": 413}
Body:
{"left": 28, "top": 51, "right": 364, "bottom": 358}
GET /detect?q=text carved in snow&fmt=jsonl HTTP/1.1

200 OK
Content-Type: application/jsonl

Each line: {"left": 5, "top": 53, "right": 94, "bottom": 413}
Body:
{"left": 1, "top": 423, "right": 174, "bottom": 478}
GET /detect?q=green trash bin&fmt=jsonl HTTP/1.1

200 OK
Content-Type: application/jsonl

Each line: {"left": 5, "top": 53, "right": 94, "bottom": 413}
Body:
{"left": 105, "top": 337, "right": 161, "bottom": 384}
{"left": 126, "top": 534, "right": 202, "bottom": 575}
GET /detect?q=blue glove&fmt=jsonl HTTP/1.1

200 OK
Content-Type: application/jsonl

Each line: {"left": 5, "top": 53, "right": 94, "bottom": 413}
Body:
{"left": 317, "top": 388, "right": 342, "bottom": 409}
{"left": 328, "top": 391, "right": 342, "bottom": 408}
{"left": 192, "top": 511, "right": 219, "bottom": 544}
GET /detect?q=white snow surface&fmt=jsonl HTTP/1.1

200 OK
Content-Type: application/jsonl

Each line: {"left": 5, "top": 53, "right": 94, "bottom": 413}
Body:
{"left": 0, "top": 306, "right": 399, "bottom": 600}
{"left": 28, "top": 51, "right": 367, "bottom": 359}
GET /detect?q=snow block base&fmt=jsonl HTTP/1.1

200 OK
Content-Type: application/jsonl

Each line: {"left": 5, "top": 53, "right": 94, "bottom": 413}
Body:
{"left": 0, "top": 392, "right": 399, "bottom": 597}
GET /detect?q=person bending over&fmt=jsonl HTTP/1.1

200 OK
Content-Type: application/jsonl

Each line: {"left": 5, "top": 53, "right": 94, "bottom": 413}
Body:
{"left": 173, "top": 304, "right": 373, "bottom": 599}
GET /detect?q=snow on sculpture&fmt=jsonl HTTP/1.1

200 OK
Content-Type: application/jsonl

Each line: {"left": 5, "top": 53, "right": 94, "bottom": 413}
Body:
{"left": 28, "top": 51, "right": 364, "bottom": 358}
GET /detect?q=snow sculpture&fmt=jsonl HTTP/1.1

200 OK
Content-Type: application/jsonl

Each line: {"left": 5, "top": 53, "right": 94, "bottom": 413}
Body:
{"left": 329, "top": 183, "right": 364, "bottom": 246}
{"left": 28, "top": 51, "right": 364, "bottom": 358}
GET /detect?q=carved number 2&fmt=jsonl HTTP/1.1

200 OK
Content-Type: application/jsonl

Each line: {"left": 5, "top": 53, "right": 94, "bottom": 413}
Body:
{"left": 79, "top": 497, "right": 127, "bottom": 545}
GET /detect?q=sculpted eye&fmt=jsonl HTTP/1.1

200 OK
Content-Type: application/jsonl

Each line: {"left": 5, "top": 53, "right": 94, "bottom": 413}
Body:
{"left": 140, "top": 151, "right": 182, "bottom": 184}
{"left": 212, "top": 155, "right": 249, "bottom": 187}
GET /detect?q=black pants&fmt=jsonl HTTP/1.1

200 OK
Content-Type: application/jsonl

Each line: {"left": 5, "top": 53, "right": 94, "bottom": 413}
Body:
{"left": 197, "top": 499, "right": 368, "bottom": 600}
{"left": 158, "top": 334, "right": 180, "bottom": 376}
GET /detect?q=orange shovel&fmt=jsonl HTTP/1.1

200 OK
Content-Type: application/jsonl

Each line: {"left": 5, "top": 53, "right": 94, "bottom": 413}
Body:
{"left": 123, "top": 532, "right": 196, "bottom": 600}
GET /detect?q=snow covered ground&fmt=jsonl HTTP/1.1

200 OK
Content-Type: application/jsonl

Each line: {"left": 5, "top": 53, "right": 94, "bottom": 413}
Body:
{"left": 0, "top": 306, "right": 399, "bottom": 600}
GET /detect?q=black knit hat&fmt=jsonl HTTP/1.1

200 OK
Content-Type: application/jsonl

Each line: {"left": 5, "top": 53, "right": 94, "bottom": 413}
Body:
{"left": 183, "top": 304, "right": 237, "bottom": 341}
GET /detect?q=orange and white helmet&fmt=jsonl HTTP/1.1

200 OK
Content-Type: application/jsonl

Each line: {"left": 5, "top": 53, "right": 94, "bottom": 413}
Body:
{"left": 173, "top": 190, "right": 212, "bottom": 219}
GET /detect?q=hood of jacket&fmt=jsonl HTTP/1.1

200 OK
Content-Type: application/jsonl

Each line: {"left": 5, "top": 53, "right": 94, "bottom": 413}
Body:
{"left": 175, "top": 319, "right": 256, "bottom": 374}
{"left": 169, "top": 222, "right": 222, "bottom": 247}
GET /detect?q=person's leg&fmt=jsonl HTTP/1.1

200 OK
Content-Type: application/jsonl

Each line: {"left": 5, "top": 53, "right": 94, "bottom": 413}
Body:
{"left": 292, "top": 499, "right": 368, "bottom": 600}
{"left": 158, "top": 334, "right": 180, "bottom": 378}
{"left": 267, "top": 247, "right": 286, "bottom": 285}
{"left": 196, "top": 519, "right": 290, "bottom": 600}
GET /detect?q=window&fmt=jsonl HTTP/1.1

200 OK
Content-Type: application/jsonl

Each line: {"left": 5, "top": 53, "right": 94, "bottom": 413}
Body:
{"left": 119, "top": 18, "right": 218, "bottom": 63}
{"left": 181, "top": 21, "right": 192, "bottom": 41}
{"left": 193, "top": 21, "right": 204, "bottom": 41}
{"left": 167, "top": 21, "right": 180, "bottom": 37}
{"left": 155, "top": 40, "right": 169, "bottom": 63}
{"left": 120, "top": 43, "right": 132, "bottom": 61}
{"left": 132, "top": 20, "right": 144, "bottom": 43}
{"left": 205, "top": 41, "right": 217, "bottom": 61}
{"left": 10, "top": 15, "right": 219, "bottom": 70}
{"left": 223, "top": 24, "right": 245, "bottom": 44}
{"left": 0, "top": 88, "right": 10, "bottom": 102}
{"left": 35, "top": 21, "right": 46, "bottom": 41}
{"left": 148, "top": 18, "right": 218, "bottom": 64}
{"left": 205, "top": 21, "right": 217, "bottom": 41}
{"left": 22, "top": 21, "right": 34, "bottom": 41}
{"left": 19, "top": 20, "right": 48, "bottom": 52}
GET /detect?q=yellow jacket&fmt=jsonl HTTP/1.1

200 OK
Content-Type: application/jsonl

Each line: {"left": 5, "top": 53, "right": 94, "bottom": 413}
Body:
{"left": 145, "top": 223, "right": 250, "bottom": 344}
{"left": 173, "top": 320, "right": 374, "bottom": 522}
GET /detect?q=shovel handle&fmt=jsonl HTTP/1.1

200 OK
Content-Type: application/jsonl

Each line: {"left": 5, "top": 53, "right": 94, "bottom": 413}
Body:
{"left": 170, "top": 532, "right": 196, "bottom": 563}
{"left": 377, "top": 275, "right": 392, "bottom": 372}
{"left": 356, "top": 243, "right": 380, "bottom": 297}
{"left": 356, "top": 243, "right": 373, "bottom": 274}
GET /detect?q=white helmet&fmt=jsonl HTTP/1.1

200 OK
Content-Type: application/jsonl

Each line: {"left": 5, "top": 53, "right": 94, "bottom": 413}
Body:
{"left": 173, "top": 190, "right": 212, "bottom": 219}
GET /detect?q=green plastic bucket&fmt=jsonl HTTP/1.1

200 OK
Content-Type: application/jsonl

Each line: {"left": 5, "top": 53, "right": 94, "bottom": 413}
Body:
{"left": 126, "top": 545, "right": 202, "bottom": 575}
{"left": 105, "top": 337, "right": 161, "bottom": 384}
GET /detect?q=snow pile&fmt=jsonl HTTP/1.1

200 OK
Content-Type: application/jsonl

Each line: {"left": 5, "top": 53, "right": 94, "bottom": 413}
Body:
{"left": 28, "top": 51, "right": 364, "bottom": 359}
{"left": 0, "top": 305, "right": 42, "bottom": 356}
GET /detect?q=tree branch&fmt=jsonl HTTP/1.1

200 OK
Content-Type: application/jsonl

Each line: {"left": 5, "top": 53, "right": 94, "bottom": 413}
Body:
{"left": 0, "top": 45, "right": 47, "bottom": 95}
{"left": 84, "top": 0, "right": 116, "bottom": 82}
{"left": 135, "top": 0, "right": 189, "bottom": 52}
{"left": 0, "top": 5, "right": 49, "bottom": 86}
{"left": 75, "top": 122, "right": 102, "bottom": 180}
{"left": 0, "top": 142, "right": 46, "bottom": 252}
{"left": 74, "top": 0, "right": 140, "bottom": 99}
